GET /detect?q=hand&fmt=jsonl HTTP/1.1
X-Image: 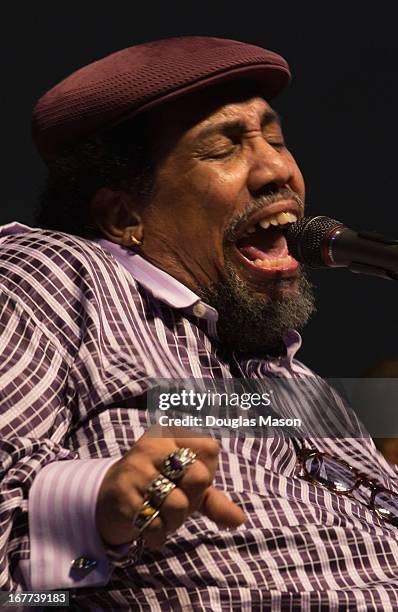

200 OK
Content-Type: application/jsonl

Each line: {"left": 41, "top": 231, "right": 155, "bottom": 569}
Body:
{"left": 95, "top": 426, "right": 246, "bottom": 549}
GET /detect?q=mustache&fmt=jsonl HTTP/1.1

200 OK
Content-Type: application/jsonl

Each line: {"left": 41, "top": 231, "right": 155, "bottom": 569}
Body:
{"left": 224, "top": 187, "right": 304, "bottom": 244}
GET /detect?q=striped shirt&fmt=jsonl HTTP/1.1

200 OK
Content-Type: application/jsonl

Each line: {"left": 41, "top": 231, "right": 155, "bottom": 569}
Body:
{"left": 1, "top": 223, "right": 398, "bottom": 611}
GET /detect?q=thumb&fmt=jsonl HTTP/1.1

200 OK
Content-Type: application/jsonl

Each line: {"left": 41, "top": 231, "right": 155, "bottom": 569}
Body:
{"left": 200, "top": 487, "right": 246, "bottom": 528}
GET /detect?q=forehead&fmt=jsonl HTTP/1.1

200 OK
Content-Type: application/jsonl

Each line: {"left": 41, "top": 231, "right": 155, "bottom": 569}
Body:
{"left": 193, "top": 96, "right": 273, "bottom": 132}
{"left": 147, "top": 82, "right": 275, "bottom": 150}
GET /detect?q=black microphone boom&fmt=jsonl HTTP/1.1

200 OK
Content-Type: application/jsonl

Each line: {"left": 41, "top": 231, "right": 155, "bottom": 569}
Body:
{"left": 284, "top": 216, "right": 398, "bottom": 281}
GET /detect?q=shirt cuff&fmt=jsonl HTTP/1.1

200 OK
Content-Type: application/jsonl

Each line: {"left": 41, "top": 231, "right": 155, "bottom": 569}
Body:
{"left": 26, "top": 457, "right": 132, "bottom": 590}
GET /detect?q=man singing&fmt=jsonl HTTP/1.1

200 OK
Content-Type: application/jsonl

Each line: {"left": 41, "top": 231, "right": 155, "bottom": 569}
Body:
{"left": 1, "top": 36, "right": 398, "bottom": 610}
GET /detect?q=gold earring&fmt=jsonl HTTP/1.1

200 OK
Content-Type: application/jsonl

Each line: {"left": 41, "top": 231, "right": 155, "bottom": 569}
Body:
{"left": 130, "top": 233, "right": 143, "bottom": 247}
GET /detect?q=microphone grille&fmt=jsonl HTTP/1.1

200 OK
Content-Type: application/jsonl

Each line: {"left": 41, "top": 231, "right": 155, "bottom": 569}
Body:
{"left": 285, "top": 216, "right": 343, "bottom": 267}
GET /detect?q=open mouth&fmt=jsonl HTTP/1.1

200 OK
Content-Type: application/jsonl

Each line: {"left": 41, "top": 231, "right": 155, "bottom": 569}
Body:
{"left": 234, "top": 205, "right": 300, "bottom": 277}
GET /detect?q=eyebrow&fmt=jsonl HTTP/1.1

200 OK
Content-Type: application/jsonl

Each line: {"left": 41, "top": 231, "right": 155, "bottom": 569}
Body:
{"left": 196, "top": 109, "right": 282, "bottom": 141}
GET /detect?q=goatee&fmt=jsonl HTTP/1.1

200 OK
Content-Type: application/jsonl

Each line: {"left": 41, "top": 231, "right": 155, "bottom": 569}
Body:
{"left": 199, "top": 260, "right": 316, "bottom": 357}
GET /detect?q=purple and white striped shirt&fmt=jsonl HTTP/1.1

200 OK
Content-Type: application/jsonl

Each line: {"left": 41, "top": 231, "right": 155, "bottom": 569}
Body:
{"left": 1, "top": 223, "right": 398, "bottom": 611}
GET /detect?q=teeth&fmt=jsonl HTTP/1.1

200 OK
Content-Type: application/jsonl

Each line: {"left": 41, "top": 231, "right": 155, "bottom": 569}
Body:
{"left": 276, "top": 212, "right": 291, "bottom": 224}
{"left": 258, "top": 211, "right": 298, "bottom": 229}
{"left": 242, "top": 226, "right": 257, "bottom": 237}
{"left": 241, "top": 212, "right": 298, "bottom": 238}
{"left": 252, "top": 255, "right": 293, "bottom": 268}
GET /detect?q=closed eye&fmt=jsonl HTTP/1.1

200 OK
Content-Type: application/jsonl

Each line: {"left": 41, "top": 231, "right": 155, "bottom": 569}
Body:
{"left": 208, "top": 148, "right": 236, "bottom": 159}
{"left": 268, "top": 141, "right": 286, "bottom": 150}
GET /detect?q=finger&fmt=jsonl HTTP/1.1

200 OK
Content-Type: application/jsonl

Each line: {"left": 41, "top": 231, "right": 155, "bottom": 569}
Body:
{"left": 200, "top": 487, "right": 246, "bottom": 528}
{"left": 135, "top": 485, "right": 189, "bottom": 548}
{"left": 129, "top": 467, "right": 190, "bottom": 538}
{"left": 134, "top": 427, "right": 220, "bottom": 483}
{"left": 175, "top": 435, "right": 220, "bottom": 478}
{"left": 175, "top": 459, "right": 213, "bottom": 511}
{"left": 131, "top": 436, "right": 212, "bottom": 482}
{"left": 139, "top": 514, "right": 168, "bottom": 550}
{"left": 151, "top": 425, "right": 219, "bottom": 464}
{"left": 150, "top": 435, "right": 220, "bottom": 485}
{"left": 157, "top": 486, "right": 189, "bottom": 532}
{"left": 143, "top": 485, "right": 245, "bottom": 549}
{"left": 130, "top": 431, "right": 177, "bottom": 467}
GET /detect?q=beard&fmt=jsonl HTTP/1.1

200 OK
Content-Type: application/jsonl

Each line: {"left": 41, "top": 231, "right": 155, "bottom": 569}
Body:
{"left": 199, "top": 255, "right": 316, "bottom": 357}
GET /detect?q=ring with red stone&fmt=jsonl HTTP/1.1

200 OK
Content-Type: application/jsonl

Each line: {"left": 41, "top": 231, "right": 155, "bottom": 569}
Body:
{"left": 132, "top": 500, "right": 160, "bottom": 533}
{"left": 160, "top": 448, "right": 197, "bottom": 482}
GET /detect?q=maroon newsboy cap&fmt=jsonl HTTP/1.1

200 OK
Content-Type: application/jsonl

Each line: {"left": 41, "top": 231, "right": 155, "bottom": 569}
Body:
{"left": 32, "top": 36, "right": 291, "bottom": 164}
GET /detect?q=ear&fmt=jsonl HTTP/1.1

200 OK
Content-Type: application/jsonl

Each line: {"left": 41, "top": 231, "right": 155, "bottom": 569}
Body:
{"left": 90, "top": 187, "right": 144, "bottom": 247}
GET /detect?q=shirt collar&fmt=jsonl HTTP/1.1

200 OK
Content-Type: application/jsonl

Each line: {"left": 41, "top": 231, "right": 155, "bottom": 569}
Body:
{"left": 283, "top": 329, "right": 302, "bottom": 365}
{"left": 0, "top": 226, "right": 301, "bottom": 357}
{"left": 95, "top": 240, "right": 302, "bottom": 359}
{"left": 95, "top": 239, "right": 218, "bottom": 322}
{"left": 0, "top": 221, "right": 35, "bottom": 237}
{"left": 0, "top": 224, "right": 201, "bottom": 311}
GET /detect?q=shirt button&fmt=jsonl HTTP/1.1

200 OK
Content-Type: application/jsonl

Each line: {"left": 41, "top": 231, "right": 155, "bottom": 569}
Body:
{"left": 193, "top": 303, "right": 206, "bottom": 318}
{"left": 70, "top": 556, "right": 98, "bottom": 576}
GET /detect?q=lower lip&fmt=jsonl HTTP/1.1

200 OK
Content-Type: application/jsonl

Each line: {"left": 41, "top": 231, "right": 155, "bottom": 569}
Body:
{"left": 234, "top": 246, "right": 300, "bottom": 279}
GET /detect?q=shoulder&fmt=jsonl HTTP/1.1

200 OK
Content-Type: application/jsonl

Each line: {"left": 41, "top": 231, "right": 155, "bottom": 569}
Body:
{"left": 0, "top": 226, "right": 111, "bottom": 266}
{"left": 0, "top": 227, "right": 138, "bottom": 323}
{"left": 0, "top": 227, "right": 126, "bottom": 287}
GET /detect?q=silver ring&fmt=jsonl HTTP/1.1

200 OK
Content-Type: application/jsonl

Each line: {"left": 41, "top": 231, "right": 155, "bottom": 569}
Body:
{"left": 160, "top": 447, "right": 197, "bottom": 481}
{"left": 147, "top": 474, "right": 176, "bottom": 507}
{"left": 132, "top": 500, "right": 160, "bottom": 533}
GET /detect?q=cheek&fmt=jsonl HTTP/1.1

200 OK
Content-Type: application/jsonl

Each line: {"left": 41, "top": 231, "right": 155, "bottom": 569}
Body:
{"left": 153, "top": 157, "right": 248, "bottom": 244}
{"left": 176, "top": 172, "right": 244, "bottom": 234}
{"left": 286, "top": 155, "right": 305, "bottom": 201}
{"left": 293, "top": 171, "right": 305, "bottom": 202}
{"left": 194, "top": 166, "right": 248, "bottom": 219}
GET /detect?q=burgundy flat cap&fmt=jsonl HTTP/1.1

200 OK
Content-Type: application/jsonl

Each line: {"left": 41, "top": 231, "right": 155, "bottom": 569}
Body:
{"left": 32, "top": 36, "right": 291, "bottom": 164}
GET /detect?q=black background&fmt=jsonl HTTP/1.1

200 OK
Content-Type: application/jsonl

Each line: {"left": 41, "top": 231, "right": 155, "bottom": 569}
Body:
{"left": 2, "top": 2, "right": 397, "bottom": 377}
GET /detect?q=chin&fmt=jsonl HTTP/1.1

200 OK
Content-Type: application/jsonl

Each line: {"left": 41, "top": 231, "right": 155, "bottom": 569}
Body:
{"left": 199, "top": 260, "right": 316, "bottom": 355}
{"left": 234, "top": 262, "right": 302, "bottom": 300}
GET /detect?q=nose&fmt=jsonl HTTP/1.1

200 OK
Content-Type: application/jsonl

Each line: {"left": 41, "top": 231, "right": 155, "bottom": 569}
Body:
{"left": 246, "top": 139, "right": 294, "bottom": 196}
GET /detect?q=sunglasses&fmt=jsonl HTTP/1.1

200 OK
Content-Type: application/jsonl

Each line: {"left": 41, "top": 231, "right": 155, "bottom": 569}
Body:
{"left": 296, "top": 447, "right": 398, "bottom": 526}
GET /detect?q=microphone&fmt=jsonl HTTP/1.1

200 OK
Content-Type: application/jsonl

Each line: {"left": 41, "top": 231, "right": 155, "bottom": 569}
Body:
{"left": 284, "top": 216, "right": 398, "bottom": 281}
